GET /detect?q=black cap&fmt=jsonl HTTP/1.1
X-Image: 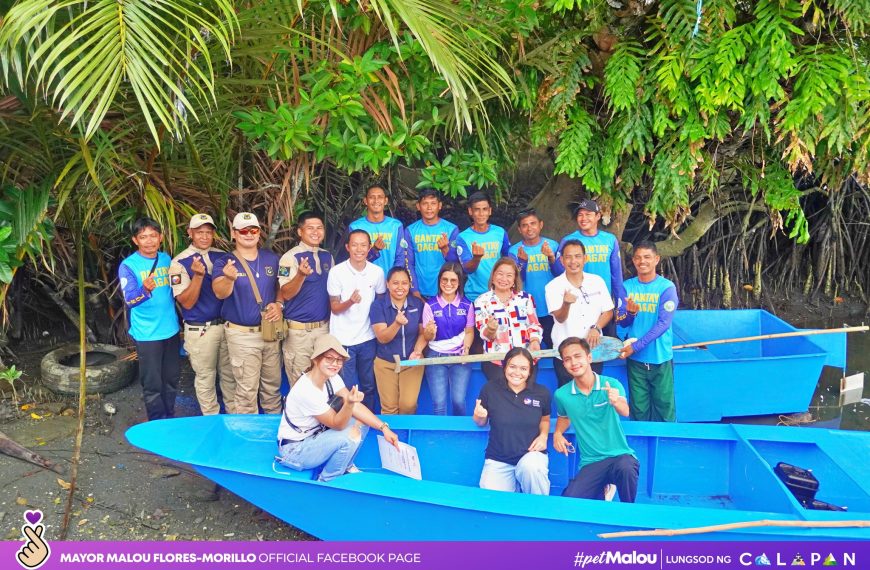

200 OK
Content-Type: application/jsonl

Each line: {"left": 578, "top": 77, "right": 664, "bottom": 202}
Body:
{"left": 573, "top": 198, "right": 600, "bottom": 216}
{"left": 417, "top": 188, "right": 441, "bottom": 201}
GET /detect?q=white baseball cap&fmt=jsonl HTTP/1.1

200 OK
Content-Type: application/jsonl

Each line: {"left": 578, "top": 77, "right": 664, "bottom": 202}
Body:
{"left": 232, "top": 212, "right": 260, "bottom": 229}
{"left": 189, "top": 213, "right": 215, "bottom": 229}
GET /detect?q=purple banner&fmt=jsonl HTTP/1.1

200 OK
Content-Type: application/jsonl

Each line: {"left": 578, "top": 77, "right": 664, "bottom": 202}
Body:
{"left": 2, "top": 540, "right": 869, "bottom": 570}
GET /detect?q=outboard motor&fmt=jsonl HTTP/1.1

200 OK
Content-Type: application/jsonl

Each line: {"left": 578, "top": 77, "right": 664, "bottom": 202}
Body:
{"left": 774, "top": 462, "right": 847, "bottom": 511}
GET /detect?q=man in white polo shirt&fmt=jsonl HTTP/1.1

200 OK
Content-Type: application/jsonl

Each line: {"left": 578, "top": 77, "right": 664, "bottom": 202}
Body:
{"left": 327, "top": 229, "right": 386, "bottom": 412}
{"left": 546, "top": 239, "right": 613, "bottom": 387}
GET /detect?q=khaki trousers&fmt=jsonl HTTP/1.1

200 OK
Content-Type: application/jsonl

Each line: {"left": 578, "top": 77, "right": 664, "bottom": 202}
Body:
{"left": 224, "top": 326, "right": 282, "bottom": 414}
{"left": 184, "top": 323, "right": 236, "bottom": 415}
{"left": 373, "top": 357, "right": 425, "bottom": 415}
{"left": 281, "top": 323, "right": 329, "bottom": 386}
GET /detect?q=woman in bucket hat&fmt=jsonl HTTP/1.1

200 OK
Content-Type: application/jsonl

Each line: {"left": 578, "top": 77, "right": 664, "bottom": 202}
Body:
{"left": 276, "top": 334, "right": 399, "bottom": 481}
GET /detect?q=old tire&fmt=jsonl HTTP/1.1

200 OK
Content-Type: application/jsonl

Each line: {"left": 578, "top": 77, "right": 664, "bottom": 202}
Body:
{"left": 41, "top": 343, "right": 137, "bottom": 395}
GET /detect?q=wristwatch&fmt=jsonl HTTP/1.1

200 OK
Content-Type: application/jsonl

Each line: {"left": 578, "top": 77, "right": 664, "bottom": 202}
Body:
{"left": 591, "top": 325, "right": 602, "bottom": 334}
{"left": 378, "top": 422, "right": 390, "bottom": 432}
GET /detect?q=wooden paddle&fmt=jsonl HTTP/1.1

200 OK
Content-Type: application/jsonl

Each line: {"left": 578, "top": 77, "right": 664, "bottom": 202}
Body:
{"left": 674, "top": 325, "right": 868, "bottom": 350}
{"left": 394, "top": 336, "right": 624, "bottom": 373}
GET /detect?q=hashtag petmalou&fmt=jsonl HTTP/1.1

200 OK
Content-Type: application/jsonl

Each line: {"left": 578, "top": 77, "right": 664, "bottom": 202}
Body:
{"left": 573, "top": 550, "right": 658, "bottom": 568}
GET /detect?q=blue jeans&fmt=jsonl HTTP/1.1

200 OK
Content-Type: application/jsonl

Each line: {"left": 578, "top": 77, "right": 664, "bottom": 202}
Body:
{"left": 425, "top": 350, "right": 472, "bottom": 415}
{"left": 277, "top": 419, "right": 370, "bottom": 482}
{"left": 479, "top": 452, "right": 550, "bottom": 495}
{"left": 343, "top": 338, "right": 378, "bottom": 412}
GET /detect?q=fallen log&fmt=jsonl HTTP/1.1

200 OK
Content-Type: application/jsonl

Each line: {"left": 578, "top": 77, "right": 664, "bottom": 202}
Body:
{"left": 0, "top": 430, "right": 64, "bottom": 474}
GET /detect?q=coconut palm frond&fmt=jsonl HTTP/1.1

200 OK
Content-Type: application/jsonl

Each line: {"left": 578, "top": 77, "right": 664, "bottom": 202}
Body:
{"left": 0, "top": 0, "right": 238, "bottom": 145}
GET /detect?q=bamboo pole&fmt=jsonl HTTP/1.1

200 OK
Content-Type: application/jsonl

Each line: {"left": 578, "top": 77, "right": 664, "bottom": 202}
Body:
{"left": 599, "top": 519, "right": 870, "bottom": 539}
{"left": 674, "top": 326, "right": 868, "bottom": 350}
{"left": 394, "top": 337, "right": 624, "bottom": 372}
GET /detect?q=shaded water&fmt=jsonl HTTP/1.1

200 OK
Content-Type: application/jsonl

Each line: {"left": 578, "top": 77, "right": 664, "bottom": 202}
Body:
{"left": 808, "top": 329, "right": 870, "bottom": 432}
{"left": 726, "top": 325, "right": 870, "bottom": 431}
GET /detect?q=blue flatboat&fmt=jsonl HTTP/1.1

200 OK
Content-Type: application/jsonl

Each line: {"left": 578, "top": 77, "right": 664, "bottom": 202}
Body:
{"left": 126, "top": 415, "right": 870, "bottom": 541}
{"left": 415, "top": 309, "right": 849, "bottom": 422}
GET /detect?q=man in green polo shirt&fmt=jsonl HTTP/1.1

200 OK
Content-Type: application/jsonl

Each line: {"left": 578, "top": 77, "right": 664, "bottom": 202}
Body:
{"left": 553, "top": 337, "right": 639, "bottom": 502}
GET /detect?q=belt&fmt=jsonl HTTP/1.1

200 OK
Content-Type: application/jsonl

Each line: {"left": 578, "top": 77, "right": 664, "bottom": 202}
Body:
{"left": 278, "top": 438, "right": 301, "bottom": 447}
{"left": 285, "top": 319, "right": 329, "bottom": 331}
{"left": 225, "top": 321, "right": 261, "bottom": 333}
{"left": 184, "top": 319, "right": 223, "bottom": 331}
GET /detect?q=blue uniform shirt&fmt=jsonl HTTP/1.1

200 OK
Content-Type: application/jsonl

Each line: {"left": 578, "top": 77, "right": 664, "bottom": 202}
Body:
{"left": 508, "top": 238, "right": 559, "bottom": 316}
{"left": 457, "top": 225, "right": 511, "bottom": 301}
{"left": 169, "top": 246, "right": 226, "bottom": 323}
{"left": 555, "top": 230, "right": 626, "bottom": 304}
{"left": 349, "top": 215, "right": 411, "bottom": 279}
{"left": 119, "top": 251, "right": 180, "bottom": 341}
{"left": 407, "top": 218, "right": 459, "bottom": 297}
{"left": 369, "top": 294, "right": 424, "bottom": 360}
{"left": 278, "top": 245, "right": 333, "bottom": 323}
{"left": 213, "top": 250, "right": 280, "bottom": 327}
{"left": 617, "top": 275, "right": 679, "bottom": 365}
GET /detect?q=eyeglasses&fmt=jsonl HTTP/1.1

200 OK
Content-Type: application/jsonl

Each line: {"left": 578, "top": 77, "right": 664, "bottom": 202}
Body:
{"left": 321, "top": 356, "right": 345, "bottom": 366}
{"left": 236, "top": 227, "right": 260, "bottom": 236}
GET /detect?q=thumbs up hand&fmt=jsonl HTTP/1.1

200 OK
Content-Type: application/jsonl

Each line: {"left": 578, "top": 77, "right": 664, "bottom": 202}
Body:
{"left": 604, "top": 381, "right": 620, "bottom": 407}
{"left": 473, "top": 399, "right": 488, "bottom": 420}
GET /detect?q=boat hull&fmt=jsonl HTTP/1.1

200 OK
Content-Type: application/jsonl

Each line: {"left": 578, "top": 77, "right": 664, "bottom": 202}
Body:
{"left": 126, "top": 415, "right": 870, "bottom": 541}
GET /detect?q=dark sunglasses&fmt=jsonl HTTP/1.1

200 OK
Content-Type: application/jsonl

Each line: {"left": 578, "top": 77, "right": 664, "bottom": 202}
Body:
{"left": 236, "top": 227, "right": 260, "bottom": 236}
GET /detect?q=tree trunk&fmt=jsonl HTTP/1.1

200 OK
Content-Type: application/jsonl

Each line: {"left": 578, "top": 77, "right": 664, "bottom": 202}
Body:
{"left": 518, "top": 173, "right": 632, "bottom": 244}
{"left": 61, "top": 230, "right": 89, "bottom": 539}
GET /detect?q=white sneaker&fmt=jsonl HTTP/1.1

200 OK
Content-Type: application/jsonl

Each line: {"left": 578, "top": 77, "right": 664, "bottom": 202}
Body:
{"left": 604, "top": 484, "right": 617, "bottom": 501}
{"left": 346, "top": 464, "right": 361, "bottom": 474}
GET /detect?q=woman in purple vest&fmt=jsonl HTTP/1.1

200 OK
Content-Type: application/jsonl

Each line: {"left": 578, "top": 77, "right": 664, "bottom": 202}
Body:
{"left": 422, "top": 262, "right": 475, "bottom": 415}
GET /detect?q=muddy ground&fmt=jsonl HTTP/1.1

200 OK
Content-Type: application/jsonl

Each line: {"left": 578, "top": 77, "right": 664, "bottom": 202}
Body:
{"left": 0, "top": 352, "right": 313, "bottom": 542}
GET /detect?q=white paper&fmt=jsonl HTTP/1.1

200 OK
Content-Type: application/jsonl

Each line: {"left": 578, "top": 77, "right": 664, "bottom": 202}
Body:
{"left": 377, "top": 435, "right": 422, "bottom": 480}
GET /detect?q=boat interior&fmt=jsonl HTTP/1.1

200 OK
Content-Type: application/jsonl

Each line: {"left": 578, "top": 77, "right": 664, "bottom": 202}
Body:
{"left": 341, "top": 420, "right": 870, "bottom": 516}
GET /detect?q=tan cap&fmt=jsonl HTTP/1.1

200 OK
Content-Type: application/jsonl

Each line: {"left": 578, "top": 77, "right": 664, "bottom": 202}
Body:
{"left": 310, "top": 334, "right": 350, "bottom": 361}
{"left": 232, "top": 212, "right": 260, "bottom": 229}
{"left": 189, "top": 213, "right": 215, "bottom": 229}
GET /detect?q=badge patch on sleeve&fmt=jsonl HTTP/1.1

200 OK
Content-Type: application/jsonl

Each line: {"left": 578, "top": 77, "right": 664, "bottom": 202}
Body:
{"left": 278, "top": 266, "right": 290, "bottom": 277}
{"left": 170, "top": 274, "right": 182, "bottom": 285}
{"left": 663, "top": 300, "right": 676, "bottom": 312}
